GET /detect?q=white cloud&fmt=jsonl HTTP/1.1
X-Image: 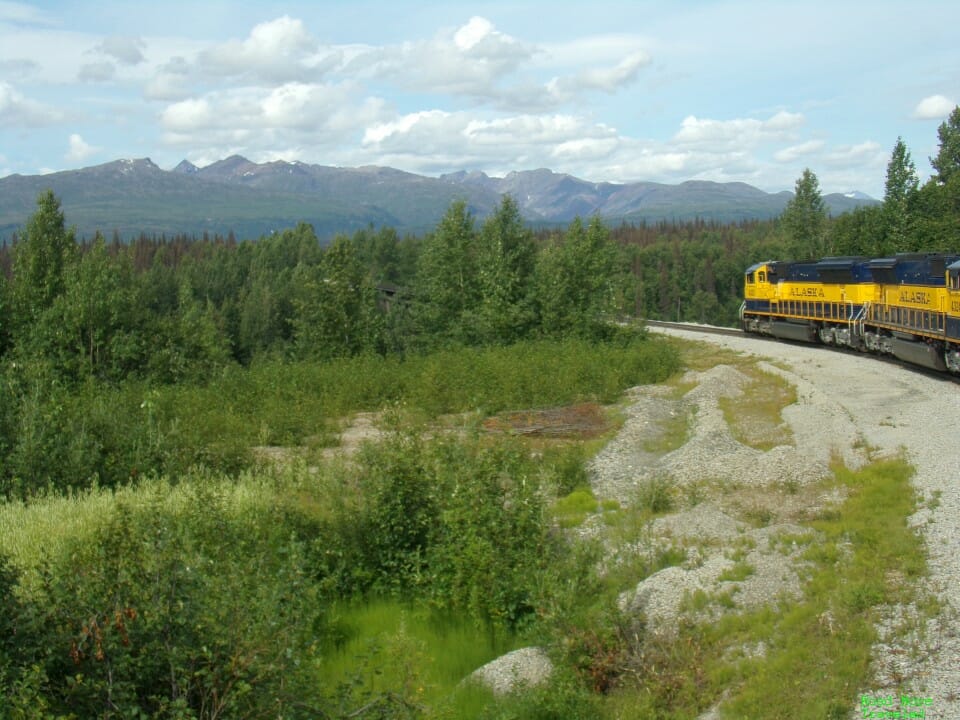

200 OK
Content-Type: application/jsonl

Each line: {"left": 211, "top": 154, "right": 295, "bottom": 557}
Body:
{"left": 913, "top": 94, "right": 956, "bottom": 120}
{"left": 162, "top": 96, "right": 215, "bottom": 132}
{"left": 358, "top": 16, "right": 530, "bottom": 99}
{"left": 197, "top": 15, "right": 334, "bottom": 84}
{"left": 144, "top": 56, "right": 192, "bottom": 100}
{"left": 0, "top": 58, "right": 38, "bottom": 75}
{"left": 0, "top": 1, "right": 54, "bottom": 25}
{"left": 158, "top": 81, "right": 387, "bottom": 163}
{"left": 0, "top": 80, "right": 63, "bottom": 126}
{"left": 675, "top": 111, "right": 804, "bottom": 148}
{"left": 823, "top": 141, "right": 884, "bottom": 167}
{"left": 360, "top": 109, "right": 623, "bottom": 175}
{"left": 545, "top": 51, "right": 649, "bottom": 103}
{"left": 65, "top": 133, "right": 101, "bottom": 162}
{"left": 349, "top": 17, "right": 648, "bottom": 112}
{"left": 162, "top": 81, "right": 356, "bottom": 133}
{"left": 78, "top": 61, "right": 115, "bottom": 82}
{"left": 552, "top": 136, "right": 620, "bottom": 161}
{"left": 97, "top": 36, "right": 146, "bottom": 65}
{"left": 774, "top": 140, "right": 825, "bottom": 163}
{"left": 453, "top": 16, "right": 496, "bottom": 51}
{"left": 260, "top": 82, "right": 354, "bottom": 130}
{"left": 539, "top": 34, "right": 653, "bottom": 69}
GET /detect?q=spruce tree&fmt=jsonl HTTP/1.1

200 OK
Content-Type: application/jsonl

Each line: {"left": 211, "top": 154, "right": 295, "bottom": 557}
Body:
{"left": 11, "top": 190, "right": 76, "bottom": 329}
{"left": 781, "top": 169, "right": 829, "bottom": 259}
{"left": 931, "top": 105, "right": 960, "bottom": 185}
{"left": 883, "top": 137, "right": 919, "bottom": 252}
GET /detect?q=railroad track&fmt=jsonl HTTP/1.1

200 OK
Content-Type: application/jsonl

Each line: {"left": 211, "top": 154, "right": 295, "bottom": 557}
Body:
{"left": 643, "top": 318, "right": 960, "bottom": 385}
{"left": 642, "top": 319, "right": 744, "bottom": 337}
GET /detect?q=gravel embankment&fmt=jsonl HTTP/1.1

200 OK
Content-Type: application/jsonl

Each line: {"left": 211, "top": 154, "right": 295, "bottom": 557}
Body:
{"left": 646, "top": 328, "right": 960, "bottom": 720}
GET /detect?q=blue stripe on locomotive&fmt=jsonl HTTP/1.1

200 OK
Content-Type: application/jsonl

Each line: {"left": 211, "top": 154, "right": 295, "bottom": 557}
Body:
{"left": 744, "top": 300, "right": 770, "bottom": 312}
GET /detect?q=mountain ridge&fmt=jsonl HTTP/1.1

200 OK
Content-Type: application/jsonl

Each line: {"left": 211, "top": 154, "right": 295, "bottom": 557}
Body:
{"left": 0, "top": 157, "right": 878, "bottom": 241}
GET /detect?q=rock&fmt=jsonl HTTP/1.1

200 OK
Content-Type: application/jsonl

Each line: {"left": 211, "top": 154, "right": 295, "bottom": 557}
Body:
{"left": 468, "top": 647, "right": 553, "bottom": 696}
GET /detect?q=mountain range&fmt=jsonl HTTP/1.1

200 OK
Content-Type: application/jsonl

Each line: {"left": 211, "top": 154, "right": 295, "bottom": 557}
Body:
{"left": 0, "top": 156, "right": 878, "bottom": 241}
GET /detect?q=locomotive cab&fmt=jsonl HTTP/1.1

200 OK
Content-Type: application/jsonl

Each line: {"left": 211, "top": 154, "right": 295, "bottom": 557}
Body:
{"left": 741, "top": 261, "right": 778, "bottom": 332}
{"left": 744, "top": 261, "right": 777, "bottom": 300}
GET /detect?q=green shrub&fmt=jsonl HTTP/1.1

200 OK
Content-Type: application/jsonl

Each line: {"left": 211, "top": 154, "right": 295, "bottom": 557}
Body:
{"left": 11, "top": 479, "right": 325, "bottom": 718}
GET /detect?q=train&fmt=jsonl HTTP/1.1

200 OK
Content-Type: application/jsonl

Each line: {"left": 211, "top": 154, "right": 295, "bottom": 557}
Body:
{"left": 740, "top": 253, "right": 960, "bottom": 373}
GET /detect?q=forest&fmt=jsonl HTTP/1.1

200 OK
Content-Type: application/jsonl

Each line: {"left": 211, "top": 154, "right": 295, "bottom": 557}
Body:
{"left": 0, "top": 108, "right": 958, "bottom": 718}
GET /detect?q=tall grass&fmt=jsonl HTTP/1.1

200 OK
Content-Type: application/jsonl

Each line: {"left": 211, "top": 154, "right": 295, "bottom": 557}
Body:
{"left": 0, "top": 467, "right": 309, "bottom": 593}
{"left": 317, "top": 598, "right": 515, "bottom": 706}
{"left": 154, "top": 334, "right": 679, "bottom": 458}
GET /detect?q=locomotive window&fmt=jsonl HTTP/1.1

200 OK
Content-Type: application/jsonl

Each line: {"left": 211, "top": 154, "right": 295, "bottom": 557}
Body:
{"left": 758, "top": 271, "right": 766, "bottom": 283}
{"left": 747, "top": 272, "right": 755, "bottom": 284}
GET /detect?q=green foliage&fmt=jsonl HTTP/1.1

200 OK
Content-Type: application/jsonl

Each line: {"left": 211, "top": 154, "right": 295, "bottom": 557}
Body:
{"left": 623, "top": 220, "right": 779, "bottom": 326}
{"left": 475, "top": 195, "right": 537, "bottom": 344}
{"left": 315, "top": 433, "right": 559, "bottom": 631}
{"left": 931, "top": 105, "right": 960, "bottom": 185}
{"left": 3, "top": 479, "right": 325, "bottom": 718}
{"left": 0, "top": 334, "right": 677, "bottom": 498}
{"left": 358, "top": 433, "right": 438, "bottom": 594}
{"left": 478, "top": 668, "right": 602, "bottom": 719}
{"left": 0, "top": 272, "right": 10, "bottom": 358}
{"left": 412, "top": 199, "right": 480, "bottom": 347}
{"left": 10, "top": 190, "right": 76, "bottom": 329}
{"left": 883, "top": 136, "right": 920, "bottom": 252}
{"left": 536, "top": 216, "right": 619, "bottom": 340}
{"left": 829, "top": 204, "right": 886, "bottom": 257}
{"left": 425, "top": 438, "right": 551, "bottom": 629}
{"left": 781, "top": 168, "right": 829, "bottom": 259}
{"left": 292, "top": 234, "right": 383, "bottom": 359}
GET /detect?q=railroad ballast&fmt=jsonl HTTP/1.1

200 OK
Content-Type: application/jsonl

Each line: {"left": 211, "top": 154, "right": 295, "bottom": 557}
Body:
{"left": 741, "top": 253, "right": 960, "bottom": 373}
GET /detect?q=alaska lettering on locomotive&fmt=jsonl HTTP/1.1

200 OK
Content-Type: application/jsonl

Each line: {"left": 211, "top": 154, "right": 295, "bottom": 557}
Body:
{"left": 789, "top": 287, "right": 825, "bottom": 298}
{"left": 899, "top": 290, "right": 930, "bottom": 305}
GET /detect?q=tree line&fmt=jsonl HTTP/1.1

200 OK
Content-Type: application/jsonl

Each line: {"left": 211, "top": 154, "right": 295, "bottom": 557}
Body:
{"left": 0, "top": 194, "right": 623, "bottom": 386}
{"left": 0, "top": 193, "right": 632, "bottom": 497}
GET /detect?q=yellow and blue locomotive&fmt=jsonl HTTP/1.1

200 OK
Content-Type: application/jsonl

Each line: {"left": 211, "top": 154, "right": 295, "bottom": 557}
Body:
{"left": 742, "top": 253, "right": 960, "bottom": 373}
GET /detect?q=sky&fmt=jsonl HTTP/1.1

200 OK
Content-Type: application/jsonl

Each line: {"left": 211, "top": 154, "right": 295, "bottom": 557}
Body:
{"left": 0, "top": 1, "right": 958, "bottom": 199}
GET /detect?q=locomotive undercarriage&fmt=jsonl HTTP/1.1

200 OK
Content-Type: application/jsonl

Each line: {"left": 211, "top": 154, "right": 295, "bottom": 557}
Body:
{"left": 945, "top": 344, "right": 960, "bottom": 373}
{"left": 743, "top": 313, "right": 960, "bottom": 374}
{"left": 818, "top": 322, "right": 860, "bottom": 350}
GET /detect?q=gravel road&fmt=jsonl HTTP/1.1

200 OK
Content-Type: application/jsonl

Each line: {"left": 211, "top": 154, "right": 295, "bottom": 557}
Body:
{"left": 650, "top": 327, "right": 960, "bottom": 719}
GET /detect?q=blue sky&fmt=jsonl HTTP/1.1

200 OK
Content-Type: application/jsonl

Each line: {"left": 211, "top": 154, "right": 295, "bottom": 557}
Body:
{"left": 0, "top": 0, "right": 958, "bottom": 198}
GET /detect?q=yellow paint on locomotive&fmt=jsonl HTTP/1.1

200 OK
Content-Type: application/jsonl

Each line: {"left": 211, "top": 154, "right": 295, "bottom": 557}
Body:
{"left": 881, "top": 284, "right": 945, "bottom": 312}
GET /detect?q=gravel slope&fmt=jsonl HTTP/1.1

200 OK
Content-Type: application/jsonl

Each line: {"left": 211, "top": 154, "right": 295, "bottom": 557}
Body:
{"left": 650, "top": 327, "right": 960, "bottom": 719}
